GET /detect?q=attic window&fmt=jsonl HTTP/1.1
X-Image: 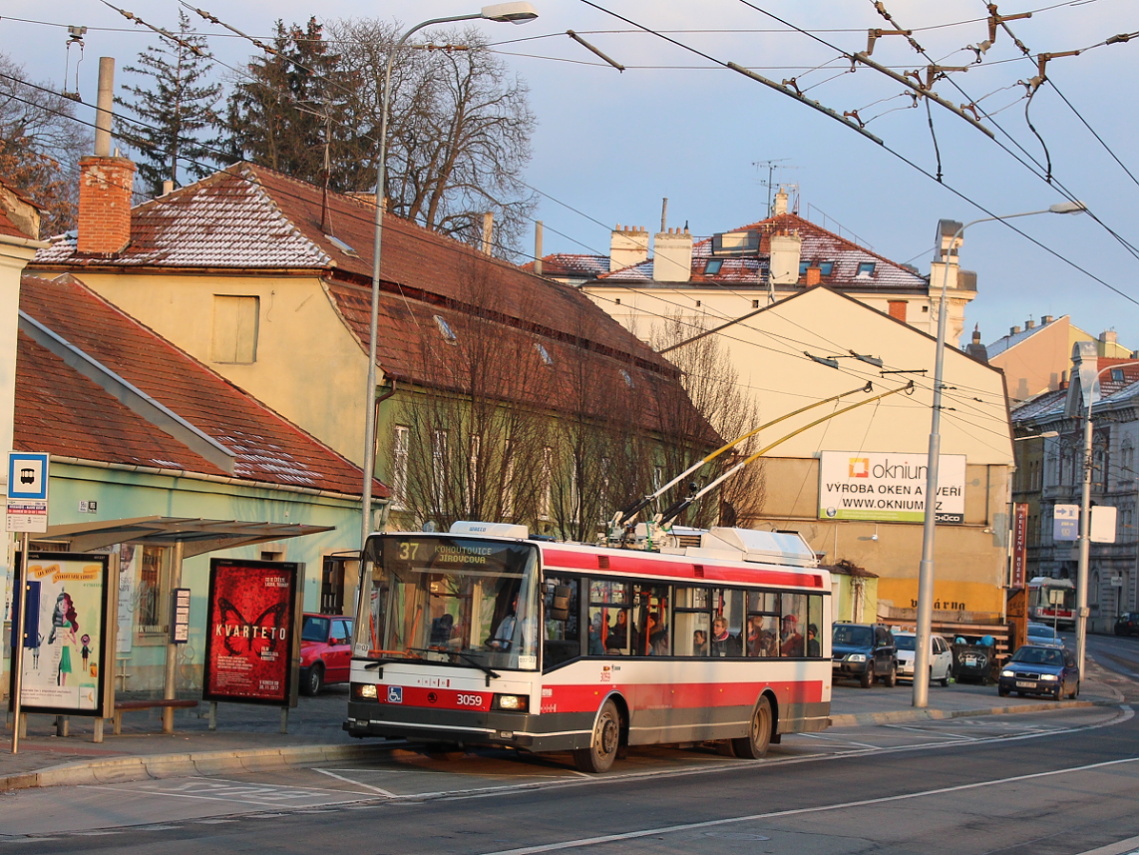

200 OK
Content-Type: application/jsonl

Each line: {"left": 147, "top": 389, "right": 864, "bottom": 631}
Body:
{"left": 704, "top": 258, "right": 723, "bottom": 275}
{"left": 799, "top": 260, "right": 835, "bottom": 276}
{"left": 620, "top": 369, "right": 634, "bottom": 388}
{"left": 856, "top": 262, "right": 876, "bottom": 277}
{"left": 434, "top": 315, "right": 457, "bottom": 343}
{"left": 1112, "top": 368, "right": 1126, "bottom": 382}
{"left": 325, "top": 234, "right": 358, "bottom": 257}
{"left": 535, "top": 342, "right": 553, "bottom": 366}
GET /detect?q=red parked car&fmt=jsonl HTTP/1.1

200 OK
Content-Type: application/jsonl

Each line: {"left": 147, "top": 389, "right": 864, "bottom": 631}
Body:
{"left": 299, "top": 613, "right": 354, "bottom": 695}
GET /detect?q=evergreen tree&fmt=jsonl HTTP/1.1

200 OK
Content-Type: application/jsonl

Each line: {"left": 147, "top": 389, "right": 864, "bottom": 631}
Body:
{"left": 115, "top": 11, "right": 223, "bottom": 196}
{"left": 221, "top": 18, "right": 362, "bottom": 188}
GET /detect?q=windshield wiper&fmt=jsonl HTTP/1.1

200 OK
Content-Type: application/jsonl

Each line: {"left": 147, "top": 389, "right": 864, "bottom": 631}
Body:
{"left": 406, "top": 647, "right": 501, "bottom": 686}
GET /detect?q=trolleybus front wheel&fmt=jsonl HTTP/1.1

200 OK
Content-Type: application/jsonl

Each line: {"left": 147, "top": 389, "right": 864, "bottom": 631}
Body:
{"left": 730, "top": 695, "right": 773, "bottom": 759}
{"left": 574, "top": 699, "right": 621, "bottom": 773}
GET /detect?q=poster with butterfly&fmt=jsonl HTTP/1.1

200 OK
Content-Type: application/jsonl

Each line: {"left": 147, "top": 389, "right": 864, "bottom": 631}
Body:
{"left": 203, "top": 559, "right": 303, "bottom": 705}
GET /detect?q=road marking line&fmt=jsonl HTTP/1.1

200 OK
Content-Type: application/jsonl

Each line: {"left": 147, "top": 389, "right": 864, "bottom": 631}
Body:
{"left": 312, "top": 768, "right": 397, "bottom": 796}
{"left": 475, "top": 756, "right": 1139, "bottom": 855}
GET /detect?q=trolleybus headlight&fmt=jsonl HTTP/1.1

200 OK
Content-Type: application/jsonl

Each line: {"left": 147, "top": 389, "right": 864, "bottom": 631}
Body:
{"left": 492, "top": 694, "right": 529, "bottom": 712}
{"left": 354, "top": 683, "right": 378, "bottom": 700}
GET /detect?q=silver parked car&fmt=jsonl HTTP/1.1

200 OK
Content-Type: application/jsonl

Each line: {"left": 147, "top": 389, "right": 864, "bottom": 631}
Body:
{"left": 893, "top": 631, "right": 952, "bottom": 686}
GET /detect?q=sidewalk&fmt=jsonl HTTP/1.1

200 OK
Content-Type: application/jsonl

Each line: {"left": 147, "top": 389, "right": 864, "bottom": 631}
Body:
{"left": 1, "top": 659, "right": 1126, "bottom": 792}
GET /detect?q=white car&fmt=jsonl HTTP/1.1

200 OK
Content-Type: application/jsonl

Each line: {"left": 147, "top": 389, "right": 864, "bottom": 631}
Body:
{"left": 893, "top": 631, "right": 953, "bottom": 686}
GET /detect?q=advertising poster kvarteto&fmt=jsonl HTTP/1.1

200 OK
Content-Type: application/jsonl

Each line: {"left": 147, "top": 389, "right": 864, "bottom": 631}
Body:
{"left": 11, "top": 553, "right": 110, "bottom": 717}
{"left": 203, "top": 559, "right": 301, "bottom": 705}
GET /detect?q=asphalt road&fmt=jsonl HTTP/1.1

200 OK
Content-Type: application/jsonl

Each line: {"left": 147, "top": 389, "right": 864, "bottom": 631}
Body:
{"left": 3, "top": 633, "right": 1138, "bottom": 855}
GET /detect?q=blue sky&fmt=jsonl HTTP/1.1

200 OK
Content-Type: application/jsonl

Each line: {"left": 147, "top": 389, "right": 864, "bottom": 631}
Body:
{"left": 5, "top": 0, "right": 1137, "bottom": 348}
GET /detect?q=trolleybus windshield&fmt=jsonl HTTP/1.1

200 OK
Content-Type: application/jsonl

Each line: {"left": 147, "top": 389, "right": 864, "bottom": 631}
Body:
{"left": 355, "top": 535, "right": 541, "bottom": 671}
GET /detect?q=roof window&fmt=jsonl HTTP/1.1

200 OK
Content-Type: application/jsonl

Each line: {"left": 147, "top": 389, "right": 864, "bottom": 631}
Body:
{"left": 704, "top": 258, "right": 723, "bottom": 275}
{"left": 325, "top": 234, "right": 358, "bottom": 257}
{"left": 535, "top": 342, "right": 553, "bottom": 366}
{"left": 434, "top": 315, "right": 457, "bottom": 343}
{"left": 799, "top": 260, "right": 835, "bottom": 276}
{"left": 856, "top": 262, "right": 876, "bottom": 277}
{"left": 620, "top": 369, "right": 635, "bottom": 388}
{"left": 1112, "top": 368, "right": 1126, "bottom": 382}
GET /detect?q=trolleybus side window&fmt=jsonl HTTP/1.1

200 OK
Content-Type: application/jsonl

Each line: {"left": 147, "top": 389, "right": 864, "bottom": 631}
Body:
{"left": 744, "top": 591, "right": 780, "bottom": 658}
{"left": 588, "top": 580, "right": 630, "bottom": 655}
{"left": 779, "top": 593, "right": 807, "bottom": 657}
{"left": 543, "top": 576, "right": 580, "bottom": 668}
{"left": 632, "top": 585, "right": 670, "bottom": 655}
{"left": 674, "top": 587, "right": 711, "bottom": 656}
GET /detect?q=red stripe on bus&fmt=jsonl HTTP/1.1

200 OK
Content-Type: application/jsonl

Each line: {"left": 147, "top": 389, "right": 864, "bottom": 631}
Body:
{"left": 539, "top": 680, "right": 825, "bottom": 714}
{"left": 541, "top": 547, "right": 825, "bottom": 589}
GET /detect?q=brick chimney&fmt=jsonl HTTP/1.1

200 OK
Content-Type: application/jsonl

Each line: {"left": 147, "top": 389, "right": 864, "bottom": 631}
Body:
{"left": 77, "top": 57, "right": 135, "bottom": 256}
{"left": 804, "top": 264, "right": 821, "bottom": 286}
{"left": 78, "top": 156, "right": 135, "bottom": 256}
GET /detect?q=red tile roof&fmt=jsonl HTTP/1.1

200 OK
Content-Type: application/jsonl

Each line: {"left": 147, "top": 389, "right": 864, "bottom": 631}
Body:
{"left": 18, "top": 274, "right": 382, "bottom": 496}
{"left": 545, "top": 213, "right": 926, "bottom": 292}
{"left": 32, "top": 163, "right": 704, "bottom": 440}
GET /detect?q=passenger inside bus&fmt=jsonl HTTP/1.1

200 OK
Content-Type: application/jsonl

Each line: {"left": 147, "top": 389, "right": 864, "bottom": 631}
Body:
{"left": 607, "top": 610, "right": 629, "bottom": 652}
{"left": 780, "top": 614, "right": 804, "bottom": 657}
{"left": 644, "top": 612, "right": 668, "bottom": 655}
{"left": 747, "top": 616, "right": 778, "bottom": 657}
{"left": 429, "top": 613, "right": 454, "bottom": 647}
{"left": 710, "top": 617, "right": 741, "bottom": 657}
{"left": 692, "top": 629, "right": 708, "bottom": 656}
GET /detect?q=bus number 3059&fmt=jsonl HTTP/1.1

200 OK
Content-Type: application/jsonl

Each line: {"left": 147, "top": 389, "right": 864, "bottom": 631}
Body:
{"left": 456, "top": 694, "right": 484, "bottom": 707}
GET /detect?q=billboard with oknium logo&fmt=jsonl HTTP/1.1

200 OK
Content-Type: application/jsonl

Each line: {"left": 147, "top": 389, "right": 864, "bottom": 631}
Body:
{"left": 818, "top": 451, "right": 967, "bottom": 524}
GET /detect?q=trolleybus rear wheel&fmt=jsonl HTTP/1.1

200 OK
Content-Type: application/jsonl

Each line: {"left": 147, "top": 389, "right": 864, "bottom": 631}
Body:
{"left": 730, "top": 695, "right": 773, "bottom": 759}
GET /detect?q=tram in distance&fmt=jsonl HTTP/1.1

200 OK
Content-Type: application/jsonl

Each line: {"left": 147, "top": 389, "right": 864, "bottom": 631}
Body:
{"left": 1026, "top": 576, "right": 1076, "bottom": 630}
{"left": 345, "top": 520, "right": 833, "bottom": 772}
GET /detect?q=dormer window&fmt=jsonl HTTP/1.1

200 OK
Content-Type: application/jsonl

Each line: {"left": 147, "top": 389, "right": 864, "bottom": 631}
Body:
{"left": 535, "top": 342, "right": 553, "bottom": 366}
{"left": 856, "top": 262, "right": 876, "bottom": 277}
{"left": 434, "top": 315, "right": 457, "bottom": 343}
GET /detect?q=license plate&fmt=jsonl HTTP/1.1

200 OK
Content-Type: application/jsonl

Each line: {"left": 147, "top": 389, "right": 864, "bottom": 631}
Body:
{"left": 1016, "top": 681, "right": 1035, "bottom": 688}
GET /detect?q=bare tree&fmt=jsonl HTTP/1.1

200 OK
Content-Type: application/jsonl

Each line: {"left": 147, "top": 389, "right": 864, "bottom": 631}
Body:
{"left": 384, "top": 267, "right": 712, "bottom": 541}
{"left": 0, "top": 52, "right": 90, "bottom": 235}
{"left": 650, "top": 314, "right": 767, "bottom": 528}
{"left": 327, "top": 19, "right": 537, "bottom": 257}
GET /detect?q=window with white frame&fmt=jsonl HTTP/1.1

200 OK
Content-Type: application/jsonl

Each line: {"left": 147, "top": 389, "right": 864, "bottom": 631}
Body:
{"left": 432, "top": 429, "right": 448, "bottom": 510}
{"left": 392, "top": 426, "right": 409, "bottom": 510}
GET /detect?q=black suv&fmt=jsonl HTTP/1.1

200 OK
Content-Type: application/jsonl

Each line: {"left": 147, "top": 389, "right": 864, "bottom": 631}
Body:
{"left": 832, "top": 622, "right": 897, "bottom": 688}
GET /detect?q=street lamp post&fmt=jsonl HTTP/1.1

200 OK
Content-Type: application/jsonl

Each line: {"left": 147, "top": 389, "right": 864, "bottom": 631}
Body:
{"left": 360, "top": 3, "right": 539, "bottom": 554}
{"left": 913, "top": 201, "right": 1085, "bottom": 708}
{"left": 1073, "top": 356, "right": 1139, "bottom": 677}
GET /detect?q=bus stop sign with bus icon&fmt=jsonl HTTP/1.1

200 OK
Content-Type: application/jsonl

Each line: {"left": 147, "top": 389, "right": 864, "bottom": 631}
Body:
{"left": 7, "top": 452, "right": 49, "bottom": 532}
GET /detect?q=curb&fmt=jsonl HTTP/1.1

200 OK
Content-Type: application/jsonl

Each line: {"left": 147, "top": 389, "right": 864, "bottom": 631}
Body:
{"left": 1, "top": 741, "right": 393, "bottom": 792}
{"left": 828, "top": 697, "right": 1103, "bottom": 728}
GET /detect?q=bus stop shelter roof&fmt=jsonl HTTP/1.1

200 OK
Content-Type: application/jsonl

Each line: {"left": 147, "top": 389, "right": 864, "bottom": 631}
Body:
{"left": 42, "top": 516, "right": 335, "bottom": 558}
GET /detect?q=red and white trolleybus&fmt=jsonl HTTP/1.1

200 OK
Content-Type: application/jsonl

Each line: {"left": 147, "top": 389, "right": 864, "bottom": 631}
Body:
{"left": 345, "top": 521, "right": 832, "bottom": 772}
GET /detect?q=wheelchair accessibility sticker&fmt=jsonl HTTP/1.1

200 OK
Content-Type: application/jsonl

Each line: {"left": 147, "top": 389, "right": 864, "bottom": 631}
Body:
{"left": 387, "top": 686, "right": 403, "bottom": 704}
